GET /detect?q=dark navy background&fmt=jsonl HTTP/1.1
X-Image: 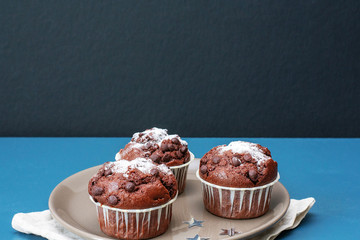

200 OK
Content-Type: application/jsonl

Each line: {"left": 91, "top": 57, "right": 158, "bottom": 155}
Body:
{"left": 1, "top": 1, "right": 359, "bottom": 137}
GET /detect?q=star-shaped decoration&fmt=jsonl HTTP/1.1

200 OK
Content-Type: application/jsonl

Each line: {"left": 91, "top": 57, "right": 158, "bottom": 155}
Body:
{"left": 186, "top": 234, "right": 210, "bottom": 240}
{"left": 183, "top": 217, "right": 204, "bottom": 228}
{"left": 220, "top": 228, "right": 240, "bottom": 236}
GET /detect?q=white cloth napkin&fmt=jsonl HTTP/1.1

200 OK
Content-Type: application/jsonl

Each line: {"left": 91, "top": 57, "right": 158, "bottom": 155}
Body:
{"left": 251, "top": 197, "right": 315, "bottom": 240}
{"left": 12, "top": 197, "right": 315, "bottom": 240}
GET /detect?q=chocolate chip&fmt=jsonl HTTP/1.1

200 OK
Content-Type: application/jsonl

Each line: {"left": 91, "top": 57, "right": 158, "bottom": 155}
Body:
{"left": 125, "top": 182, "right": 135, "bottom": 192}
{"left": 108, "top": 195, "right": 118, "bottom": 205}
{"left": 200, "top": 165, "right": 208, "bottom": 174}
{"left": 104, "top": 169, "right": 112, "bottom": 176}
{"left": 175, "top": 151, "right": 183, "bottom": 158}
{"left": 171, "top": 138, "right": 180, "bottom": 145}
{"left": 163, "top": 153, "right": 171, "bottom": 162}
{"left": 161, "top": 143, "right": 169, "bottom": 152}
{"left": 243, "top": 153, "right": 252, "bottom": 162}
{"left": 168, "top": 144, "right": 175, "bottom": 151}
{"left": 180, "top": 146, "right": 187, "bottom": 153}
{"left": 92, "top": 186, "right": 104, "bottom": 196}
{"left": 232, "top": 158, "right": 241, "bottom": 167}
{"left": 212, "top": 156, "right": 220, "bottom": 164}
{"left": 150, "top": 168, "right": 159, "bottom": 176}
{"left": 249, "top": 169, "right": 258, "bottom": 182}
{"left": 150, "top": 153, "right": 161, "bottom": 162}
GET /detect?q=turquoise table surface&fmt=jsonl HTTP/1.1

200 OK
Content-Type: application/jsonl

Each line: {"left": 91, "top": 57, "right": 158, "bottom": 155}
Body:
{"left": 1, "top": 138, "right": 359, "bottom": 239}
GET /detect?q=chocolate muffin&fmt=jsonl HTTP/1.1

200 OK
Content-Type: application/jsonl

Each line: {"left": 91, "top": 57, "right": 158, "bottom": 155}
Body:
{"left": 197, "top": 141, "right": 279, "bottom": 219}
{"left": 116, "top": 127, "right": 190, "bottom": 167}
{"left": 89, "top": 158, "right": 178, "bottom": 239}
{"left": 116, "top": 127, "right": 194, "bottom": 194}
{"left": 199, "top": 141, "right": 278, "bottom": 188}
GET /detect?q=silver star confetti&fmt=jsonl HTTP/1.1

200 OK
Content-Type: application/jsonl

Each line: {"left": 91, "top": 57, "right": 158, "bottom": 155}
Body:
{"left": 220, "top": 228, "right": 240, "bottom": 236}
{"left": 186, "top": 234, "right": 210, "bottom": 240}
{"left": 183, "top": 217, "right": 204, "bottom": 228}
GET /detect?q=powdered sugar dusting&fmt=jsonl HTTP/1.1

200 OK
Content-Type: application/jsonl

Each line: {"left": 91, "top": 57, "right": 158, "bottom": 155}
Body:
{"left": 106, "top": 158, "right": 173, "bottom": 178}
{"left": 132, "top": 127, "right": 168, "bottom": 143}
{"left": 115, "top": 142, "right": 143, "bottom": 160}
{"left": 219, "top": 141, "right": 270, "bottom": 164}
{"left": 163, "top": 134, "right": 188, "bottom": 146}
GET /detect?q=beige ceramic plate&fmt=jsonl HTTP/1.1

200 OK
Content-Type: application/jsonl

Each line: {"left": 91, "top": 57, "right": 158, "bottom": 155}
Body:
{"left": 49, "top": 159, "right": 290, "bottom": 240}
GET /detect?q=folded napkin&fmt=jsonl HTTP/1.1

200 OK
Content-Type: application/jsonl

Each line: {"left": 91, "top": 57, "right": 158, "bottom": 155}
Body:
{"left": 252, "top": 197, "right": 315, "bottom": 240}
{"left": 12, "top": 197, "right": 315, "bottom": 240}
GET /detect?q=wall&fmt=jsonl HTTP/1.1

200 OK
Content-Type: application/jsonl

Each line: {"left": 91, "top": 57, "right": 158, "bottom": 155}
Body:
{"left": 1, "top": 1, "right": 359, "bottom": 137}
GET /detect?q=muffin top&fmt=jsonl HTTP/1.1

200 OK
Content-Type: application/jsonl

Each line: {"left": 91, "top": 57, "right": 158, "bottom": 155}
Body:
{"left": 116, "top": 127, "right": 191, "bottom": 167}
{"left": 88, "top": 158, "right": 178, "bottom": 209}
{"left": 199, "top": 141, "right": 278, "bottom": 188}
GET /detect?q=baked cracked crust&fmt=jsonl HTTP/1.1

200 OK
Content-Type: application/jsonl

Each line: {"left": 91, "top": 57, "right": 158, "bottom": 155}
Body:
{"left": 89, "top": 158, "right": 178, "bottom": 209}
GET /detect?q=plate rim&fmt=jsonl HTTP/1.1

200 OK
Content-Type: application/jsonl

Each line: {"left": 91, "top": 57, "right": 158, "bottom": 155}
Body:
{"left": 49, "top": 164, "right": 290, "bottom": 240}
{"left": 49, "top": 165, "right": 104, "bottom": 240}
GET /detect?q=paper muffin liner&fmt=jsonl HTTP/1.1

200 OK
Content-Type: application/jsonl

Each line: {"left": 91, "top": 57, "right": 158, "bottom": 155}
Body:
{"left": 89, "top": 194, "right": 177, "bottom": 240}
{"left": 196, "top": 170, "right": 280, "bottom": 219}
{"left": 169, "top": 151, "right": 194, "bottom": 194}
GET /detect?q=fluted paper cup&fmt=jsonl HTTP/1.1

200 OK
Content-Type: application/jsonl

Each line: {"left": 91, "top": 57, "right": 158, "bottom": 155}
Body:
{"left": 89, "top": 194, "right": 177, "bottom": 240}
{"left": 196, "top": 170, "right": 280, "bottom": 219}
{"left": 169, "top": 151, "right": 194, "bottom": 194}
